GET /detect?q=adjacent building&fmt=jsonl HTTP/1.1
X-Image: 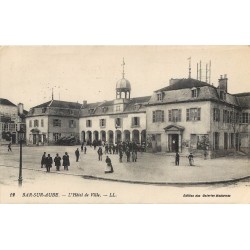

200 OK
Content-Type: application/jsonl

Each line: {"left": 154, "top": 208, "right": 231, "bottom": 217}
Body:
{"left": 25, "top": 100, "right": 81, "bottom": 145}
{"left": 0, "top": 98, "right": 26, "bottom": 144}
{"left": 146, "top": 75, "right": 249, "bottom": 157}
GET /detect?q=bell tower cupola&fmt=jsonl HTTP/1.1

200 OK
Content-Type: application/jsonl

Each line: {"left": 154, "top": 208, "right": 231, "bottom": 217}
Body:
{"left": 116, "top": 58, "right": 131, "bottom": 99}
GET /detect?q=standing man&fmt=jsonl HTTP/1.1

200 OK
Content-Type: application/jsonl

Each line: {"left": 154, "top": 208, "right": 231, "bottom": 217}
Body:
{"left": 41, "top": 152, "right": 46, "bottom": 168}
{"left": 45, "top": 154, "right": 53, "bottom": 172}
{"left": 81, "top": 143, "right": 84, "bottom": 152}
{"left": 7, "top": 142, "right": 12, "bottom": 152}
{"left": 132, "top": 150, "right": 137, "bottom": 162}
{"left": 63, "top": 152, "right": 70, "bottom": 170}
{"left": 188, "top": 152, "right": 194, "bottom": 166}
{"left": 119, "top": 149, "right": 123, "bottom": 163}
{"left": 175, "top": 152, "right": 180, "bottom": 166}
{"left": 84, "top": 146, "right": 87, "bottom": 154}
{"left": 75, "top": 148, "right": 80, "bottom": 162}
{"left": 54, "top": 153, "right": 61, "bottom": 171}
{"left": 97, "top": 146, "right": 103, "bottom": 161}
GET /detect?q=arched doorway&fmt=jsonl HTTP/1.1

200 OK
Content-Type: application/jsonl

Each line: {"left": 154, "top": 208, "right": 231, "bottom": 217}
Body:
{"left": 123, "top": 130, "right": 130, "bottom": 142}
{"left": 107, "top": 130, "right": 114, "bottom": 144}
{"left": 100, "top": 130, "right": 106, "bottom": 142}
{"left": 93, "top": 131, "right": 99, "bottom": 141}
{"left": 115, "top": 130, "right": 122, "bottom": 144}
{"left": 132, "top": 129, "right": 140, "bottom": 143}
{"left": 86, "top": 131, "right": 92, "bottom": 145}
{"left": 81, "top": 131, "right": 86, "bottom": 143}
{"left": 141, "top": 129, "right": 146, "bottom": 144}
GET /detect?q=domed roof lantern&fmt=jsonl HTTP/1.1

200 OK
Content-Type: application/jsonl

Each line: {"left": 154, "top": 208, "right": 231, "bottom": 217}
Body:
{"left": 116, "top": 58, "right": 131, "bottom": 99}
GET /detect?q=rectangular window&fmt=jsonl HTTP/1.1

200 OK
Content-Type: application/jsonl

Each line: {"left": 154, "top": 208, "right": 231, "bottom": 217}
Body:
{"left": 41, "top": 119, "right": 44, "bottom": 127}
{"left": 86, "top": 120, "right": 92, "bottom": 127}
{"left": 214, "top": 132, "right": 220, "bottom": 150}
{"left": 42, "top": 107, "right": 46, "bottom": 113}
{"left": 213, "top": 108, "right": 220, "bottom": 122}
{"left": 191, "top": 89, "right": 197, "bottom": 98}
{"left": 53, "top": 119, "right": 61, "bottom": 127}
{"left": 116, "top": 106, "right": 121, "bottom": 111}
{"left": 69, "top": 119, "right": 76, "bottom": 128}
{"left": 132, "top": 117, "right": 140, "bottom": 127}
{"left": 100, "top": 119, "right": 106, "bottom": 127}
{"left": 186, "top": 108, "right": 201, "bottom": 121}
{"left": 223, "top": 110, "right": 230, "bottom": 123}
{"left": 34, "top": 119, "right": 39, "bottom": 127}
{"left": 242, "top": 112, "right": 249, "bottom": 124}
{"left": 29, "top": 120, "right": 32, "bottom": 127}
{"left": 115, "top": 118, "right": 121, "bottom": 128}
{"left": 168, "top": 109, "right": 181, "bottom": 122}
{"left": 157, "top": 93, "right": 163, "bottom": 101}
{"left": 152, "top": 110, "right": 164, "bottom": 123}
{"left": 53, "top": 133, "right": 61, "bottom": 142}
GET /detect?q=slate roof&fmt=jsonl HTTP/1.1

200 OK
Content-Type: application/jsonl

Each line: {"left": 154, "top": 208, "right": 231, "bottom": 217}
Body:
{"left": 33, "top": 100, "right": 82, "bottom": 109}
{"left": 149, "top": 78, "right": 239, "bottom": 107}
{"left": 234, "top": 93, "right": 250, "bottom": 108}
{"left": 0, "top": 98, "right": 17, "bottom": 107}
{"left": 156, "top": 78, "right": 213, "bottom": 92}
{"left": 80, "top": 96, "right": 151, "bottom": 117}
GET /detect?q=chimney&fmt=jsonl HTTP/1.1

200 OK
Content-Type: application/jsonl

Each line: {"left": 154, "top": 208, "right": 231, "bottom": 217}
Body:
{"left": 218, "top": 74, "right": 228, "bottom": 93}
{"left": 17, "top": 103, "right": 24, "bottom": 116}
{"left": 82, "top": 100, "right": 87, "bottom": 108}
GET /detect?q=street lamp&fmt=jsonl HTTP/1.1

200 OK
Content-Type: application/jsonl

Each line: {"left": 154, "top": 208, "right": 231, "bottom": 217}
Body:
{"left": 17, "top": 103, "right": 25, "bottom": 187}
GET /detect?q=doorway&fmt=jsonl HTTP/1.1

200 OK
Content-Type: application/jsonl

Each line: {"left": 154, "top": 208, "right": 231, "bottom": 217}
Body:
{"left": 169, "top": 134, "right": 179, "bottom": 152}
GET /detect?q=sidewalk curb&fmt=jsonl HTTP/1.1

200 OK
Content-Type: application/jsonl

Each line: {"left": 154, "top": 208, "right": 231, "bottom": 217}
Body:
{"left": 1, "top": 164, "right": 250, "bottom": 186}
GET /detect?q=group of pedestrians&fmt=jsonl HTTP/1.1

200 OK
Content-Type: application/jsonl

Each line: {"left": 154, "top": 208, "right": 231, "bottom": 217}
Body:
{"left": 41, "top": 152, "right": 70, "bottom": 172}
{"left": 175, "top": 152, "right": 194, "bottom": 166}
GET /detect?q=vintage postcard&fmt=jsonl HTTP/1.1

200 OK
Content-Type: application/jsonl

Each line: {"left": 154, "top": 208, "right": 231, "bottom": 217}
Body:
{"left": 0, "top": 45, "right": 249, "bottom": 204}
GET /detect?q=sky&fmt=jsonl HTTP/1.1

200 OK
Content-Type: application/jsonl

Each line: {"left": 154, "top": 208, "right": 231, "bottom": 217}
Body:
{"left": 0, "top": 45, "right": 250, "bottom": 110}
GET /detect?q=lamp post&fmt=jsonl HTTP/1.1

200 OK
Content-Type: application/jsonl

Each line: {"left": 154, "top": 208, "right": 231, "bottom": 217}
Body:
{"left": 17, "top": 103, "right": 25, "bottom": 187}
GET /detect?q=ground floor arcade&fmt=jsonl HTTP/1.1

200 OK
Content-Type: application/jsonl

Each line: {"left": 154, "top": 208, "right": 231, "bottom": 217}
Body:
{"left": 81, "top": 129, "right": 147, "bottom": 145}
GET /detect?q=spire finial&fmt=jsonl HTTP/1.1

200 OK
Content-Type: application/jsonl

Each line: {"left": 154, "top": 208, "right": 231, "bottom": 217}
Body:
{"left": 188, "top": 57, "right": 191, "bottom": 78}
{"left": 121, "top": 57, "right": 125, "bottom": 78}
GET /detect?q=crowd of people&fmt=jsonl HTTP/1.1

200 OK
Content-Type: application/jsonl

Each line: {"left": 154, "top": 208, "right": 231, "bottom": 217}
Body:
{"left": 40, "top": 141, "right": 196, "bottom": 174}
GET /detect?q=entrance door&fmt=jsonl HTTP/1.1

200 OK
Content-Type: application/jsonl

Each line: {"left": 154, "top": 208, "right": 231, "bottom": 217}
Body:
{"left": 33, "top": 134, "right": 37, "bottom": 144}
{"left": 156, "top": 134, "right": 161, "bottom": 152}
{"left": 171, "top": 134, "right": 179, "bottom": 152}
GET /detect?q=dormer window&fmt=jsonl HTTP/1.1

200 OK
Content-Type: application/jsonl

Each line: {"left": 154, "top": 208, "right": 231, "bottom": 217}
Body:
{"left": 42, "top": 107, "right": 46, "bottom": 113}
{"left": 219, "top": 90, "right": 226, "bottom": 100}
{"left": 116, "top": 105, "right": 121, "bottom": 111}
{"left": 191, "top": 87, "right": 200, "bottom": 98}
{"left": 134, "top": 104, "right": 141, "bottom": 111}
{"left": 157, "top": 92, "right": 163, "bottom": 101}
{"left": 88, "top": 108, "right": 94, "bottom": 114}
{"left": 102, "top": 106, "right": 108, "bottom": 113}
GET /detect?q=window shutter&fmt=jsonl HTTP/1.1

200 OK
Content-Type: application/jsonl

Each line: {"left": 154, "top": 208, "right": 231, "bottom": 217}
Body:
{"left": 153, "top": 111, "right": 155, "bottom": 123}
{"left": 161, "top": 110, "right": 164, "bottom": 122}
{"left": 178, "top": 109, "right": 181, "bottom": 121}
{"left": 186, "top": 109, "right": 190, "bottom": 121}
{"left": 198, "top": 108, "right": 201, "bottom": 120}
{"left": 168, "top": 110, "right": 172, "bottom": 122}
